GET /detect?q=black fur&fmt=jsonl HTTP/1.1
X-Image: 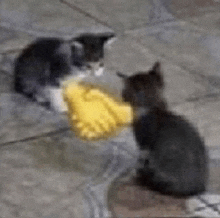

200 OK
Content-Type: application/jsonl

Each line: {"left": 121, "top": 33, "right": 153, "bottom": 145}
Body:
{"left": 118, "top": 62, "right": 208, "bottom": 196}
{"left": 74, "top": 33, "right": 114, "bottom": 63}
{"left": 14, "top": 32, "right": 115, "bottom": 110}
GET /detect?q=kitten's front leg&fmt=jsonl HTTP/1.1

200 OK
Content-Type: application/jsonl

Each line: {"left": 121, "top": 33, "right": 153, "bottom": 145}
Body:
{"left": 46, "top": 86, "right": 67, "bottom": 112}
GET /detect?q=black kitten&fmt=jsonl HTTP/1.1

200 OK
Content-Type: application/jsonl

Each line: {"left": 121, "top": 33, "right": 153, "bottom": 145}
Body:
{"left": 14, "top": 32, "right": 115, "bottom": 112}
{"left": 117, "top": 62, "right": 208, "bottom": 196}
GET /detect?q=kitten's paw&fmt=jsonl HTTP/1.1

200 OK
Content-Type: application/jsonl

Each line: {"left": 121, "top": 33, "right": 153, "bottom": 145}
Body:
{"left": 47, "top": 87, "right": 68, "bottom": 112}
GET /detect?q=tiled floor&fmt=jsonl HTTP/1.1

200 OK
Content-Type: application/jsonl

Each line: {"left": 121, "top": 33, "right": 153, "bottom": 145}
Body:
{"left": 1, "top": 0, "right": 220, "bottom": 217}
{"left": 108, "top": 180, "right": 187, "bottom": 217}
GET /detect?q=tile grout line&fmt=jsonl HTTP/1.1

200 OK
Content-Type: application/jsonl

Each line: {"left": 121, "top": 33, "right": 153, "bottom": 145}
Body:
{"left": 0, "top": 127, "right": 70, "bottom": 147}
{"left": 60, "top": 0, "right": 113, "bottom": 30}
{"left": 129, "top": 33, "right": 220, "bottom": 95}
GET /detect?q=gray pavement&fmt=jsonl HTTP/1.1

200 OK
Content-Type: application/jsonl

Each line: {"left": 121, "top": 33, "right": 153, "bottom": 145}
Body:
{"left": 1, "top": 0, "right": 220, "bottom": 217}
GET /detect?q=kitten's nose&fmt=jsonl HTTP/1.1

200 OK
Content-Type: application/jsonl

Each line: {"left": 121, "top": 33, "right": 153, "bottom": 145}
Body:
{"left": 85, "top": 62, "right": 104, "bottom": 76}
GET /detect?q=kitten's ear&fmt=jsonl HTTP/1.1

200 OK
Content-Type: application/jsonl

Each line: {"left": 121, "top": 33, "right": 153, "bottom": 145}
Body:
{"left": 72, "top": 35, "right": 85, "bottom": 45}
{"left": 152, "top": 61, "right": 161, "bottom": 74}
{"left": 116, "top": 72, "right": 128, "bottom": 79}
{"left": 72, "top": 32, "right": 116, "bottom": 45}
{"left": 70, "top": 36, "right": 86, "bottom": 51}
{"left": 100, "top": 32, "right": 116, "bottom": 45}
{"left": 150, "top": 61, "right": 164, "bottom": 87}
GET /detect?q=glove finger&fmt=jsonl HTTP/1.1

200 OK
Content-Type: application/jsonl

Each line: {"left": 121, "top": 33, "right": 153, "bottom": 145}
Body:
{"left": 99, "top": 114, "right": 118, "bottom": 134}
{"left": 85, "top": 89, "right": 106, "bottom": 101}
{"left": 105, "top": 115, "right": 118, "bottom": 133}
{"left": 96, "top": 117, "right": 112, "bottom": 133}
{"left": 79, "top": 123, "right": 97, "bottom": 140}
{"left": 92, "top": 120, "right": 106, "bottom": 134}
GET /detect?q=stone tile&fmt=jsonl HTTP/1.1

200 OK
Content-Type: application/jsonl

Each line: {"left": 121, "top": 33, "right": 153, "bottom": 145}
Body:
{"left": 209, "top": 147, "right": 220, "bottom": 160}
{"left": 160, "top": 61, "right": 209, "bottom": 105}
{"left": 168, "top": 0, "right": 220, "bottom": 19}
{"left": 0, "top": 0, "right": 107, "bottom": 37}
{"left": 104, "top": 36, "right": 158, "bottom": 74}
{"left": 77, "top": 126, "right": 138, "bottom": 218}
{"left": 208, "top": 166, "right": 220, "bottom": 193}
{"left": 108, "top": 180, "right": 187, "bottom": 217}
{"left": 207, "top": 149, "right": 220, "bottom": 194}
{"left": 128, "top": 22, "right": 220, "bottom": 93}
{"left": 187, "top": 12, "right": 220, "bottom": 33}
{"left": 0, "top": 27, "right": 32, "bottom": 77}
{"left": 0, "top": 71, "right": 12, "bottom": 93}
{"left": 63, "top": 0, "right": 156, "bottom": 32}
{"left": 31, "top": 131, "right": 113, "bottom": 177}
{"left": 105, "top": 35, "right": 209, "bottom": 105}
{"left": 0, "top": 93, "right": 69, "bottom": 144}
{"left": 0, "top": 106, "right": 136, "bottom": 175}
{"left": 0, "top": 125, "right": 138, "bottom": 218}
{"left": 0, "top": 142, "right": 86, "bottom": 218}
{"left": 172, "top": 97, "right": 220, "bottom": 147}
{"left": 0, "top": 142, "right": 87, "bottom": 186}
{"left": 0, "top": 26, "right": 17, "bottom": 45}
{"left": 186, "top": 193, "right": 220, "bottom": 217}
{"left": 0, "top": 26, "right": 32, "bottom": 53}
{"left": 0, "top": 53, "right": 19, "bottom": 75}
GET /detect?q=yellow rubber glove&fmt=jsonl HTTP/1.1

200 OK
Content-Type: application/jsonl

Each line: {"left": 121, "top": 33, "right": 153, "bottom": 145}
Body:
{"left": 85, "top": 89, "right": 132, "bottom": 125}
{"left": 63, "top": 80, "right": 133, "bottom": 141}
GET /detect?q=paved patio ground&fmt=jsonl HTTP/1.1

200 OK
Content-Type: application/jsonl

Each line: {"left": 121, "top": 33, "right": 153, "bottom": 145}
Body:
{"left": 1, "top": 0, "right": 220, "bottom": 217}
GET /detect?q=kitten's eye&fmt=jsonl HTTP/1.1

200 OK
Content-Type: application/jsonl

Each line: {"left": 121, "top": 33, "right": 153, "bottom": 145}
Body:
{"left": 86, "top": 65, "right": 92, "bottom": 70}
{"left": 100, "top": 62, "right": 104, "bottom": 67}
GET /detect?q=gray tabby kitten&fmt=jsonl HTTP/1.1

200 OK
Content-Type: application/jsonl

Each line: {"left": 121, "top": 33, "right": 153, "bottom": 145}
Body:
{"left": 117, "top": 62, "right": 208, "bottom": 196}
{"left": 14, "top": 32, "right": 115, "bottom": 112}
